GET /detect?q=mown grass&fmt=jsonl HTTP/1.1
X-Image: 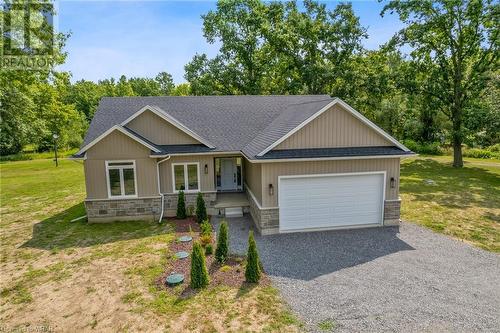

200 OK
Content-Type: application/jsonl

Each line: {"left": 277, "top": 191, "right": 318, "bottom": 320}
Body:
{"left": 0, "top": 158, "right": 301, "bottom": 332}
{"left": 401, "top": 156, "right": 500, "bottom": 252}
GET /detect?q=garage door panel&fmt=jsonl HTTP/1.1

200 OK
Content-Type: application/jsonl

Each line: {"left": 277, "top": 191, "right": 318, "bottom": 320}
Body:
{"left": 279, "top": 173, "right": 384, "bottom": 232}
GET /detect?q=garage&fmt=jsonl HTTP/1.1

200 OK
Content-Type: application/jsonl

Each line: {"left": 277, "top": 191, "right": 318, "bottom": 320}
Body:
{"left": 278, "top": 172, "right": 385, "bottom": 232}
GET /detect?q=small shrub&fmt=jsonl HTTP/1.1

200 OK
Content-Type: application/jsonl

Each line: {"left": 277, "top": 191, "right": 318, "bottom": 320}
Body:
{"left": 245, "top": 230, "right": 261, "bottom": 283}
{"left": 200, "top": 219, "right": 212, "bottom": 237}
{"left": 196, "top": 192, "right": 207, "bottom": 223}
{"left": 487, "top": 143, "right": 500, "bottom": 153}
{"left": 187, "top": 205, "right": 195, "bottom": 216}
{"left": 463, "top": 148, "right": 492, "bottom": 159}
{"left": 199, "top": 234, "right": 212, "bottom": 247}
{"left": 205, "top": 244, "right": 213, "bottom": 255}
{"left": 220, "top": 265, "right": 232, "bottom": 272}
{"left": 215, "top": 221, "right": 229, "bottom": 263}
{"left": 176, "top": 191, "right": 186, "bottom": 219}
{"left": 190, "top": 242, "right": 209, "bottom": 289}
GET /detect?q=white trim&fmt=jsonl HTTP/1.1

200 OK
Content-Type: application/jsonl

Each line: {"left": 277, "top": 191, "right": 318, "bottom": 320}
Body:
{"left": 244, "top": 183, "right": 278, "bottom": 210}
{"left": 171, "top": 162, "right": 201, "bottom": 193}
{"left": 247, "top": 154, "right": 414, "bottom": 163}
{"left": 121, "top": 105, "right": 215, "bottom": 148}
{"left": 257, "top": 98, "right": 409, "bottom": 156}
{"left": 105, "top": 160, "right": 138, "bottom": 199}
{"left": 150, "top": 151, "right": 241, "bottom": 158}
{"left": 156, "top": 156, "right": 171, "bottom": 195}
{"left": 277, "top": 171, "right": 386, "bottom": 233}
{"left": 77, "top": 125, "right": 161, "bottom": 155}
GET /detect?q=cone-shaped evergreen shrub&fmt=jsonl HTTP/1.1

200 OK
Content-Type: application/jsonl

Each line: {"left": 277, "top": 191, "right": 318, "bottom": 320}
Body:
{"left": 176, "top": 190, "right": 186, "bottom": 219}
{"left": 190, "top": 242, "right": 209, "bottom": 288}
{"left": 196, "top": 192, "right": 207, "bottom": 223}
{"left": 215, "top": 221, "right": 229, "bottom": 263}
{"left": 245, "top": 230, "right": 261, "bottom": 283}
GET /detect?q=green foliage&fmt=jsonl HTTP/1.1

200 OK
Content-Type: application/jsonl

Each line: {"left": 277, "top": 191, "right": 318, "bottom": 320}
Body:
{"left": 190, "top": 242, "right": 209, "bottom": 289}
{"left": 205, "top": 244, "right": 213, "bottom": 255}
{"left": 463, "top": 148, "right": 492, "bottom": 159}
{"left": 200, "top": 220, "right": 212, "bottom": 237}
{"left": 215, "top": 221, "right": 229, "bottom": 263}
{"left": 176, "top": 191, "right": 187, "bottom": 219}
{"left": 403, "top": 140, "right": 443, "bottom": 156}
{"left": 196, "top": 192, "right": 207, "bottom": 223}
{"left": 245, "top": 230, "right": 261, "bottom": 283}
{"left": 199, "top": 235, "right": 212, "bottom": 247}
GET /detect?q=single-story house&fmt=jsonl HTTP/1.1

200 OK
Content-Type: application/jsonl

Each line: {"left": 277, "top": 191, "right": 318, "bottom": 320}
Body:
{"left": 74, "top": 95, "right": 415, "bottom": 234}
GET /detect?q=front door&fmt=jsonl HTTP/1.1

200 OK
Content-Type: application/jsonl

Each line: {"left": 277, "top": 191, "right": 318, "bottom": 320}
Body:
{"left": 220, "top": 158, "right": 237, "bottom": 190}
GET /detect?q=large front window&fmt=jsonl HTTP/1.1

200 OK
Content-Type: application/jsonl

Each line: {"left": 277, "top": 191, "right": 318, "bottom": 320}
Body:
{"left": 172, "top": 163, "right": 199, "bottom": 192}
{"left": 106, "top": 161, "right": 137, "bottom": 198}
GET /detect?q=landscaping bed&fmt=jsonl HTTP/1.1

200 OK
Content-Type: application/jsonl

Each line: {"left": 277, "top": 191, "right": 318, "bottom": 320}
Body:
{"left": 157, "top": 218, "right": 269, "bottom": 296}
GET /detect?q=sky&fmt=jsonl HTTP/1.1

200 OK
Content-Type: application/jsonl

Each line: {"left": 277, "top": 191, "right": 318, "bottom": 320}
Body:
{"left": 57, "top": 1, "right": 404, "bottom": 84}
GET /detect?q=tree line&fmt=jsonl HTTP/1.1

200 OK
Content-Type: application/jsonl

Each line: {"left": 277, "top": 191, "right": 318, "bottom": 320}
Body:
{"left": 1, "top": 0, "right": 498, "bottom": 167}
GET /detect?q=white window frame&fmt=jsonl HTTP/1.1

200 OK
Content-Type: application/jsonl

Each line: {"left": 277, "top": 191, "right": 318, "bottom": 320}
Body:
{"left": 171, "top": 162, "right": 200, "bottom": 193}
{"left": 105, "top": 160, "right": 138, "bottom": 198}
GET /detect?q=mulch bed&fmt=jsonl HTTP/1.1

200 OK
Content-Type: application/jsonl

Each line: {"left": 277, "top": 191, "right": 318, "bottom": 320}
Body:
{"left": 157, "top": 217, "right": 270, "bottom": 296}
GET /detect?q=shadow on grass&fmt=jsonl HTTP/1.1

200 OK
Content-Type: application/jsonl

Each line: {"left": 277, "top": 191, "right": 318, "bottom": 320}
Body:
{"left": 22, "top": 202, "right": 172, "bottom": 250}
{"left": 401, "top": 159, "right": 500, "bottom": 210}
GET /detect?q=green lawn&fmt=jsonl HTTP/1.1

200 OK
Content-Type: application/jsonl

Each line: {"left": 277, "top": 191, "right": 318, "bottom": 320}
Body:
{"left": 0, "top": 159, "right": 300, "bottom": 332}
{"left": 401, "top": 156, "right": 500, "bottom": 252}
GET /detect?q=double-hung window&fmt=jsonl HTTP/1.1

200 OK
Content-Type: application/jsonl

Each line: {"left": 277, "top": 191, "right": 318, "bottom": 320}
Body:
{"left": 106, "top": 161, "right": 137, "bottom": 198}
{"left": 172, "top": 162, "right": 199, "bottom": 192}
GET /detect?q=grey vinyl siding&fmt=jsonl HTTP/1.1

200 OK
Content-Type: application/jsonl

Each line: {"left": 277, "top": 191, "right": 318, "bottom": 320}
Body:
{"left": 127, "top": 110, "right": 200, "bottom": 145}
{"left": 260, "top": 158, "right": 400, "bottom": 207}
{"left": 84, "top": 130, "right": 158, "bottom": 199}
{"left": 274, "top": 104, "right": 392, "bottom": 150}
{"left": 244, "top": 158, "right": 262, "bottom": 205}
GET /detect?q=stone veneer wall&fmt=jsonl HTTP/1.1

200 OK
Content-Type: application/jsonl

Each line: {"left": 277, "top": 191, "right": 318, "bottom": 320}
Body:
{"left": 246, "top": 190, "right": 279, "bottom": 235}
{"left": 86, "top": 192, "right": 218, "bottom": 222}
{"left": 383, "top": 199, "right": 401, "bottom": 226}
{"left": 163, "top": 192, "right": 217, "bottom": 217}
{"left": 85, "top": 197, "right": 161, "bottom": 223}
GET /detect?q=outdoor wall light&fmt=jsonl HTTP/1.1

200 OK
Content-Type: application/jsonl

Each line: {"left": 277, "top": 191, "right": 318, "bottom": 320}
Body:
{"left": 269, "top": 184, "right": 274, "bottom": 196}
{"left": 390, "top": 177, "right": 396, "bottom": 188}
{"left": 204, "top": 164, "right": 208, "bottom": 174}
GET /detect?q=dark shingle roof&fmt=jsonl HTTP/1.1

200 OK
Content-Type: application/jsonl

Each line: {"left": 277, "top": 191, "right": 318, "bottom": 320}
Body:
{"left": 82, "top": 95, "right": 333, "bottom": 159}
{"left": 257, "top": 146, "right": 413, "bottom": 160}
{"left": 151, "top": 144, "right": 215, "bottom": 156}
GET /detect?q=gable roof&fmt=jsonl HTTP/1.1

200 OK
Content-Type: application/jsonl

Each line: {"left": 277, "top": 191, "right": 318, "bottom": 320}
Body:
{"left": 80, "top": 95, "right": 410, "bottom": 160}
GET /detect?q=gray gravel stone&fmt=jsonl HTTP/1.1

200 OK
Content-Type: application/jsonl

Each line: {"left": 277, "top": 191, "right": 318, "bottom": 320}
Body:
{"left": 212, "top": 216, "right": 500, "bottom": 333}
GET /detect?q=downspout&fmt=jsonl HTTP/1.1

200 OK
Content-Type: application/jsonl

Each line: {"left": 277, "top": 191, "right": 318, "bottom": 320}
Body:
{"left": 156, "top": 156, "right": 171, "bottom": 223}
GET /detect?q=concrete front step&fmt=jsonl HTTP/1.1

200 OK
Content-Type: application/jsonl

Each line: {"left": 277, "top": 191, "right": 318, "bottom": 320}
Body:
{"left": 225, "top": 206, "right": 243, "bottom": 218}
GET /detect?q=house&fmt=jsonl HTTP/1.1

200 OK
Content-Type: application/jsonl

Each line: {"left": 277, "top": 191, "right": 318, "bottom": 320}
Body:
{"left": 74, "top": 95, "right": 415, "bottom": 235}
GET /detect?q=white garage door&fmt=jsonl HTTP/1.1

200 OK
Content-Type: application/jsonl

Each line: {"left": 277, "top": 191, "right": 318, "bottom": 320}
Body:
{"left": 278, "top": 172, "right": 385, "bottom": 232}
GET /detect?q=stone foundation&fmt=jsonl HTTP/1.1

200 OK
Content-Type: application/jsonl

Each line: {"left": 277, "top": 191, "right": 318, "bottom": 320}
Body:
{"left": 163, "top": 192, "right": 217, "bottom": 217}
{"left": 85, "top": 192, "right": 219, "bottom": 222}
{"left": 246, "top": 190, "right": 279, "bottom": 235}
{"left": 85, "top": 197, "right": 161, "bottom": 223}
{"left": 383, "top": 199, "right": 401, "bottom": 226}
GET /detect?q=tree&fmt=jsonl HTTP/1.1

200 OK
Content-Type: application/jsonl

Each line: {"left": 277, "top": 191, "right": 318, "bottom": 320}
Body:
{"left": 190, "top": 242, "right": 209, "bottom": 288}
{"left": 215, "top": 221, "right": 229, "bottom": 263}
{"left": 196, "top": 192, "right": 207, "bottom": 223}
{"left": 245, "top": 230, "right": 261, "bottom": 283}
{"left": 155, "top": 72, "right": 175, "bottom": 95}
{"left": 176, "top": 190, "right": 186, "bottom": 219}
{"left": 382, "top": 0, "right": 499, "bottom": 167}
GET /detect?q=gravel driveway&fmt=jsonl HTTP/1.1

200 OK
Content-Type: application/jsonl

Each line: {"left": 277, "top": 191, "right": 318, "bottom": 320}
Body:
{"left": 212, "top": 216, "right": 500, "bottom": 333}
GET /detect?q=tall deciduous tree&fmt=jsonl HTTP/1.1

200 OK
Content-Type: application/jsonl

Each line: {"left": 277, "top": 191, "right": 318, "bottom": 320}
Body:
{"left": 382, "top": 0, "right": 499, "bottom": 167}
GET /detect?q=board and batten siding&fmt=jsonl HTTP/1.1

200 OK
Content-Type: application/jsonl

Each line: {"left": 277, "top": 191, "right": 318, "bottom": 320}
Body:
{"left": 84, "top": 130, "right": 158, "bottom": 199}
{"left": 260, "top": 158, "right": 400, "bottom": 207}
{"left": 127, "top": 110, "right": 200, "bottom": 145}
{"left": 275, "top": 104, "right": 392, "bottom": 150}
{"left": 159, "top": 155, "right": 215, "bottom": 194}
{"left": 244, "top": 158, "right": 262, "bottom": 204}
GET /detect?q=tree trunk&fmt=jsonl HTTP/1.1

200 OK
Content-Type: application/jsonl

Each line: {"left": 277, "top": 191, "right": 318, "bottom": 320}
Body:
{"left": 451, "top": 105, "right": 464, "bottom": 168}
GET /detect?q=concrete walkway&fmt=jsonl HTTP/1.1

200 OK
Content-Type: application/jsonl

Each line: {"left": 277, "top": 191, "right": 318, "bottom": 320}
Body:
{"left": 212, "top": 216, "right": 500, "bottom": 333}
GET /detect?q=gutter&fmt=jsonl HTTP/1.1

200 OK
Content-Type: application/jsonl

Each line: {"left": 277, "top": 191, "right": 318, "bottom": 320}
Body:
{"left": 156, "top": 155, "right": 171, "bottom": 223}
